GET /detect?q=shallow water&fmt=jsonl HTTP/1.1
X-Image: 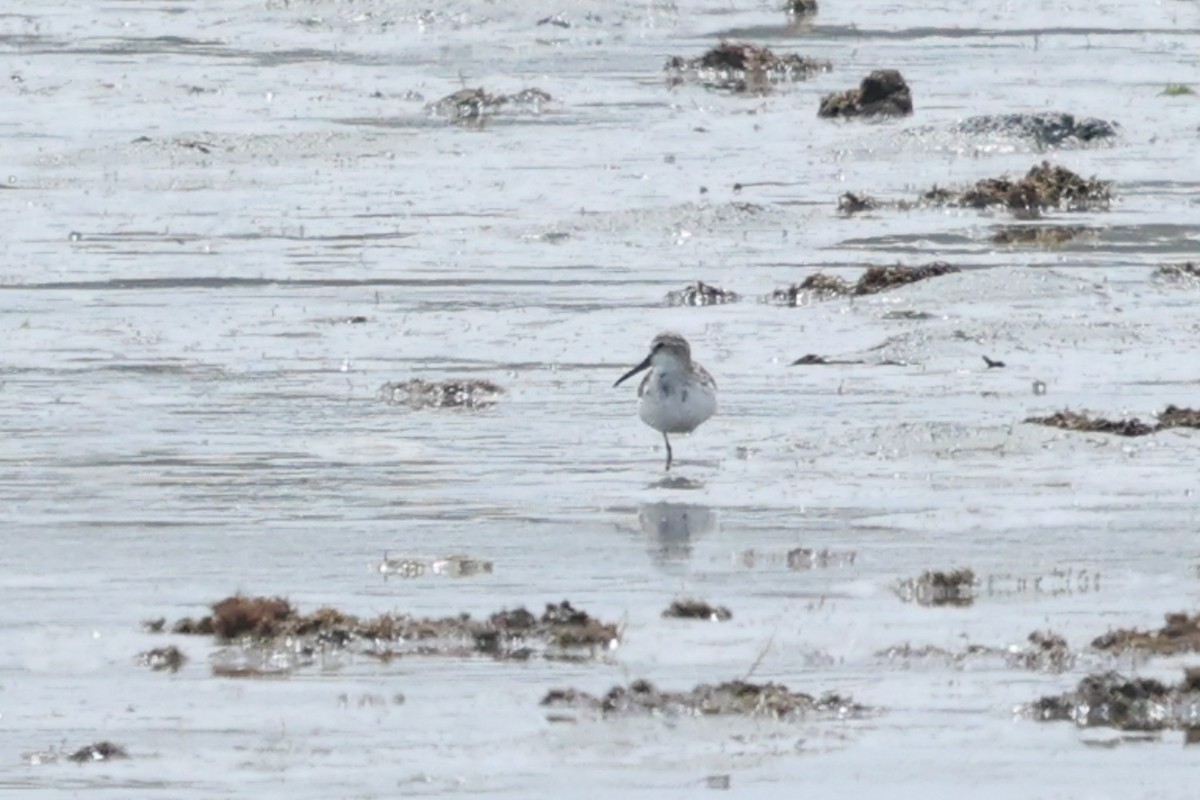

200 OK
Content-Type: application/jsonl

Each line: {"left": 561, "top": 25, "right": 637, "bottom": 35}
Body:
{"left": 4, "top": 0, "right": 1200, "bottom": 796}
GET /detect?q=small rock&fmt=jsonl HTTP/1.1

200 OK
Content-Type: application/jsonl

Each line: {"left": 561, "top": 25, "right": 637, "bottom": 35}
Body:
{"left": 819, "top": 69, "right": 912, "bottom": 118}
{"left": 68, "top": 742, "right": 129, "bottom": 763}
{"left": 662, "top": 598, "right": 732, "bottom": 621}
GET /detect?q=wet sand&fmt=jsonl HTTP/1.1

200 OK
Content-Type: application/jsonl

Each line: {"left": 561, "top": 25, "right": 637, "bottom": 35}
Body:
{"left": 3, "top": 0, "right": 1200, "bottom": 796}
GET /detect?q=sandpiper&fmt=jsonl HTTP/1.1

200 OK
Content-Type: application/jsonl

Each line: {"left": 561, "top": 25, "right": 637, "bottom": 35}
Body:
{"left": 614, "top": 332, "right": 716, "bottom": 470}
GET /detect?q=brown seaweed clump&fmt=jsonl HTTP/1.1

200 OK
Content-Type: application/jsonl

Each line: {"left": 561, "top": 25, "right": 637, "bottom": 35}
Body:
{"left": 170, "top": 596, "right": 618, "bottom": 669}
{"left": 541, "top": 678, "right": 867, "bottom": 720}
{"left": 1024, "top": 410, "right": 1156, "bottom": 437}
{"left": 665, "top": 42, "right": 831, "bottom": 93}
{"left": 662, "top": 598, "right": 732, "bottom": 621}
{"left": 772, "top": 263, "right": 959, "bottom": 306}
{"left": 209, "top": 595, "right": 296, "bottom": 639}
{"left": 925, "top": 161, "right": 1111, "bottom": 214}
{"left": 665, "top": 281, "right": 740, "bottom": 307}
{"left": 818, "top": 69, "right": 912, "bottom": 118}
{"left": 1092, "top": 613, "right": 1200, "bottom": 656}
{"left": 68, "top": 742, "right": 129, "bottom": 763}
{"left": 895, "top": 569, "right": 976, "bottom": 607}
{"left": 380, "top": 378, "right": 503, "bottom": 410}
{"left": 1030, "top": 670, "right": 1200, "bottom": 731}
{"left": 991, "top": 225, "right": 1091, "bottom": 247}
{"left": 1025, "top": 406, "right": 1200, "bottom": 437}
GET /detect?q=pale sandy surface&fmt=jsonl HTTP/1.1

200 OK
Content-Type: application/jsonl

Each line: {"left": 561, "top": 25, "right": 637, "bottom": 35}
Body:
{"left": 3, "top": 0, "right": 1200, "bottom": 797}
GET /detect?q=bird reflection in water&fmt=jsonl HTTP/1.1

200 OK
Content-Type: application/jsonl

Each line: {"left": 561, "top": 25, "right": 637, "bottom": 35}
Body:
{"left": 637, "top": 501, "right": 717, "bottom": 566}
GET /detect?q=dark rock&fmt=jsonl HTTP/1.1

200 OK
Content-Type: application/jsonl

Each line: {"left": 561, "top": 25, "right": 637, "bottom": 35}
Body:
{"left": 68, "top": 742, "right": 129, "bottom": 763}
{"left": 819, "top": 69, "right": 912, "bottom": 118}
{"left": 838, "top": 192, "right": 878, "bottom": 215}
{"left": 662, "top": 598, "right": 732, "bottom": 621}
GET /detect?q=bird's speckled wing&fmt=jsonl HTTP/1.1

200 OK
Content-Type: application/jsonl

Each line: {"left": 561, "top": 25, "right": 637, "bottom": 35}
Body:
{"left": 695, "top": 363, "right": 716, "bottom": 391}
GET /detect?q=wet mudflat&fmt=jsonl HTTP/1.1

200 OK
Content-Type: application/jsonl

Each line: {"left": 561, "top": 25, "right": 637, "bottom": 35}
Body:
{"left": 3, "top": 0, "right": 1200, "bottom": 797}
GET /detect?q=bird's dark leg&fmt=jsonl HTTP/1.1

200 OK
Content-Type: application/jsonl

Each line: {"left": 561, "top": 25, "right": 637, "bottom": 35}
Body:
{"left": 663, "top": 432, "right": 673, "bottom": 471}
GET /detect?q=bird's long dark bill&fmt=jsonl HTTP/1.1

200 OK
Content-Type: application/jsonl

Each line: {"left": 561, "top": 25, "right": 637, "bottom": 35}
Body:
{"left": 613, "top": 355, "right": 652, "bottom": 388}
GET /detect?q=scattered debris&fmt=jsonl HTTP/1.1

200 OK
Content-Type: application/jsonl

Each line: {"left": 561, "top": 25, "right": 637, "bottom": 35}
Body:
{"left": 1024, "top": 406, "right": 1200, "bottom": 437}
{"left": 1031, "top": 670, "right": 1200, "bottom": 731}
{"left": 662, "top": 599, "right": 732, "bottom": 621}
{"left": 170, "top": 596, "right": 618, "bottom": 668}
{"left": 879, "top": 630, "right": 1074, "bottom": 673}
{"left": 895, "top": 569, "right": 975, "bottom": 607}
{"left": 785, "top": 547, "right": 857, "bottom": 569}
{"left": 1009, "top": 631, "right": 1075, "bottom": 673}
{"left": 138, "top": 645, "right": 187, "bottom": 673}
{"left": 141, "top": 617, "right": 166, "bottom": 633}
{"left": 818, "top": 69, "right": 912, "bottom": 118}
{"left": 1161, "top": 83, "right": 1195, "bottom": 97}
{"left": 772, "top": 263, "right": 959, "bottom": 305}
{"left": 954, "top": 112, "right": 1118, "bottom": 147}
{"left": 881, "top": 310, "right": 936, "bottom": 321}
{"left": 379, "top": 379, "right": 503, "bottom": 410}
{"left": 990, "top": 225, "right": 1092, "bottom": 247}
{"left": 1092, "top": 613, "right": 1200, "bottom": 656}
{"left": 1159, "top": 406, "right": 1200, "bottom": 429}
{"left": 536, "top": 14, "right": 570, "bottom": 28}
{"left": 427, "top": 87, "right": 551, "bottom": 121}
{"left": 665, "top": 281, "right": 740, "bottom": 306}
{"left": 923, "top": 161, "right": 1111, "bottom": 214}
{"left": 736, "top": 547, "right": 857, "bottom": 569}
{"left": 377, "top": 553, "right": 494, "bottom": 579}
{"left": 982, "top": 355, "right": 1005, "bottom": 369}
{"left": 665, "top": 42, "right": 831, "bottom": 93}
{"left": 789, "top": 354, "right": 866, "bottom": 366}
{"left": 68, "top": 742, "right": 129, "bottom": 763}
{"left": 838, "top": 192, "right": 879, "bottom": 215}
{"left": 542, "top": 678, "right": 868, "bottom": 719}
{"left": 788, "top": 0, "right": 818, "bottom": 14}
{"left": 1026, "top": 410, "right": 1154, "bottom": 437}
{"left": 1154, "top": 262, "right": 1200, "bottom": 282}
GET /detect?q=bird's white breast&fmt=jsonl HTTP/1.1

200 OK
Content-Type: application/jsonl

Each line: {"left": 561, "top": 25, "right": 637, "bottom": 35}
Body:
{"left": 638, "top": 368, "right": 716, "bottom": 434}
